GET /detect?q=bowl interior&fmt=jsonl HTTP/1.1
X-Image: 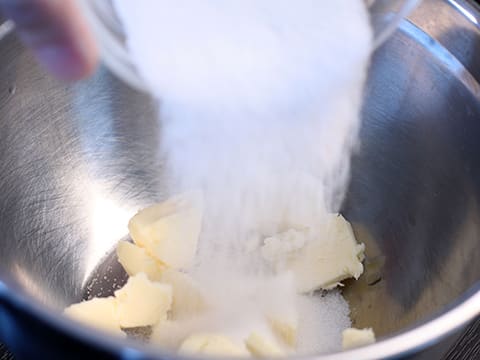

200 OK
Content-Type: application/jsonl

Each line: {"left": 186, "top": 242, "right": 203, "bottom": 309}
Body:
{"left": 0, "top": 0, "right": 479, "bottom": 357}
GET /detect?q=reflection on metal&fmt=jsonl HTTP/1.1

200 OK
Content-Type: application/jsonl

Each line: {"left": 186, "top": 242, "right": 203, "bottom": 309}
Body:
{"left": 0, "top": 20, "right": 14, "bottom": 42}
{"left": 82, "top": 184, "right": 136, "bottom": 286}
{"left": 12, "top": 264, "right": 52, "bottom": 307}
{"left": 448, "top": 0, "right": 478, "bottom": 24}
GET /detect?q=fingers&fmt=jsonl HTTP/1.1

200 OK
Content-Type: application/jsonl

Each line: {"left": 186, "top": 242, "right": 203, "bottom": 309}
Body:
{"left": 0, "top": 0, "right": 98, "bottom": 80}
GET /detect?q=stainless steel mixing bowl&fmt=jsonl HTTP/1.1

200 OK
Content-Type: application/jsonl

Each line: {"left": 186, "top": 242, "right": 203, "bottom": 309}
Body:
{"left": 0, "top": 0, "right": 479, "bottom": 359}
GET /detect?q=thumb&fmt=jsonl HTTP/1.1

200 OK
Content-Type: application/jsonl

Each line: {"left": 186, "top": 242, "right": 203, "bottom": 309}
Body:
{"left": 0, "top": 0, "right": 98, "bottom": 80}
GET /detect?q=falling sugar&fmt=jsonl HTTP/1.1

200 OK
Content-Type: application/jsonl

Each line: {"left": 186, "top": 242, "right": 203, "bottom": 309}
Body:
{"left": 114, "top": 0, "right": 372, "bottom": 354}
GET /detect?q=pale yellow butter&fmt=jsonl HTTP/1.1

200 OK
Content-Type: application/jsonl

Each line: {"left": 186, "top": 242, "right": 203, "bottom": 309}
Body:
{"left": 64, "top": 297, "right": 125, "bottom": 337}
{"left": 116, "top": 240, "right": 165, "bottom": 281}
{"left": 151, "top": 320, "right": 196, "bottom": 350}
{"left": 160, "top": 269, "right": 208, "bottom": 320}
{"left": 245, "top": 332, "right": 285, "bottom": 357}
{"left": 128, "top": 191, "right": 203, "bottom": 269}
{"left": 268, "top": 317, "right": 296, "bottom": 347}
{"left": 342, "top": 327, "right": 376, "bottom": 349}
{"left": 179, "top": 333, "right": 248, "bottom": 357}
{"left": 262, "top": 273, "right": 297, "bottom": 347}
{"left": 114, "top": 273, "right": 172, "bottom": 328}
{"left": 262, "top": 214, "right": 365, "bottom": 293}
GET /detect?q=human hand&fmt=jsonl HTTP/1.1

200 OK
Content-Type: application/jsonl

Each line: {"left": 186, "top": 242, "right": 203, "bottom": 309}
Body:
{"left": 0, "top": 0, "right": 98, "bottom": 80}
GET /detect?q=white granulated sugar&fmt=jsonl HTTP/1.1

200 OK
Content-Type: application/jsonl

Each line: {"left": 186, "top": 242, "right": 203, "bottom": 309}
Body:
{"left": 296, "top": 292, "right": 352, "bottom": 355}
{"left": 114, "top": 0, "right": 372, "bottom": 355}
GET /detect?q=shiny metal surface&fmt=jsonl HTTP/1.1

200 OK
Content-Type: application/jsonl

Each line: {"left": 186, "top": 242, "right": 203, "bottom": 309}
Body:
{"left": 0, "top": 0, "right": 479, "bottom": 359}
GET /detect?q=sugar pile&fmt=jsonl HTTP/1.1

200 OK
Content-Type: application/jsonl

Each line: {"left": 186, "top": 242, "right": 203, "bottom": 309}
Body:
{"left": 114, "top": 0, "right": 372, "bottom": 355}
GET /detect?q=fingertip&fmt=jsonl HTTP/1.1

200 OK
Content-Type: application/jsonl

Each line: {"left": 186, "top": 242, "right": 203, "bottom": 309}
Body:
{"left": 33, "top": 6, "right": 100, "bottom": 82}
{"left": 1, "top": 0, "right": 99, "bottom": 81}
{"left": 34, "top": 40, "right": 99, "bottom": 81}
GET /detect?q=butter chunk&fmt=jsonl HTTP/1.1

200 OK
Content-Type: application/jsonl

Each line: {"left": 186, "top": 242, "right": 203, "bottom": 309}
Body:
{"left": 179, "top": 333, "right": 248, "bottom": 357}
{"left": 262, "top": 214, "right": 365, "bottom": 293}
{"left": 151, "top": 317, "right": 210, "bottom": 350}
{"left": 116, "top": 240, "right": 165, "bottom": 281}
{"left": 128, "top": 191, "right": 203, "bottom": 269}
{"left": 64, "top": 297, "right": 124, "bottom": 337}
{"left": 268, "top": 317, "right": 296, "bottom": 347}
{"left": 342, "top": 327, "right": 376, "bottom": 349}
{"left": 262, "top": 273, "right": 297, "bottom": 347}
{"left": 151, "top": 320, "right": 195, "bottom": 350}
{"left": 114, "top": 273, "right": 172, "bottom": 328}
{"left": 245, "top": 332, "right": 285, "bottom": 357}
{"left": 160, "top": 269, "right": 208, "bottom": 320}
{"left": 261, "top": 229, "right": 308, "bottom": 265}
